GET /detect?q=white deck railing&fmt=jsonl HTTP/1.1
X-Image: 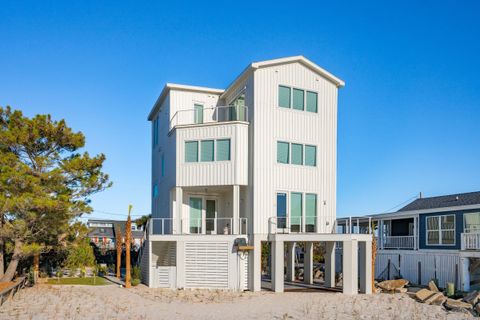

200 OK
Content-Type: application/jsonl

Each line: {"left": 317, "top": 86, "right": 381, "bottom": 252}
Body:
{"left": 382, "top": 235, "right": 415, "bottom": 249}
{"left": 461, "top": 232, "right": 480, "bottom": 250}
{"left": 148, "top": 217, "right": 248, "bottom": 236}
{"left": 268, "top": 216, "right": 331, "bottom": 234}
{"left": 169, "top": 105, "right": 248, "bottom": 130}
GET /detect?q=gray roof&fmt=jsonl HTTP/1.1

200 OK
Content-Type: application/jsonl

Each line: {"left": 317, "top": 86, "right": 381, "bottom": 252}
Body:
{"left": 398, "top": 191, "right": 480, "bottom": 212}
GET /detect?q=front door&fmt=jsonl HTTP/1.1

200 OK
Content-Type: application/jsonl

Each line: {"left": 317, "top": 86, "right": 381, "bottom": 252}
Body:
{"left": 205, "top": 199, "right": 217, "bottom": 234}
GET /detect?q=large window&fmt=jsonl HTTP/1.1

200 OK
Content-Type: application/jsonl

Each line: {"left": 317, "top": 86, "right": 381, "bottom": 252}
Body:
{"left": 216, "top": 139, "right": 231, "bottom": 161}
{"left": 279, "top": 85, "right": 318, "bottom": 113}
{"left": 304, "top": 145, "right": 316, "bottom": 166}
{"left": 291, "top": 143, "right": 303, "bottom": 165}
{"left": 185, "top": 141, "right": 199, "bottom": 162}
{"left": 305, "top": 194, "right": 317, "bottom": 232}
{"left": 185, "top": 139, "right": 230, "bottom": 163}
{"left": 306, "top": 91, "right": 318, "bottom": 113}
{"left": 290, "top": 192, "right": 303, "bottom": 232}
{"left": 277, "top": 141, "right": 316, "bottom": 167}
{"left": 279, "top": 86, "right": 291, "bottom": 108}
{"left": 189, "top": 197, "right": 202, "bottom": 233}
{"left": 292, "top": 88, "right": 305, "bottom": 110}
{"left": 277, "top": 141, "right": 290, "bottom": 164}
{"left": 200, "top": 140, "right": 214, "bottom": 162}
{"left": 464, "top": 212, "right": 480, "bottom": 233}
{"left": 426, "top": 215, "right": 455, "bottom": 245}
{"left": 277, "top": 193, "right": 287, "bottom": 228}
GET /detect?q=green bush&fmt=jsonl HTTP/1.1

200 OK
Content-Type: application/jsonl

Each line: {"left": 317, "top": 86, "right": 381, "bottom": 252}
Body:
{"left": 131, "top": 266, "right": 141, "bottom": 280}
{"left": 131, "top": 278, "right": 141, "bottom": 286}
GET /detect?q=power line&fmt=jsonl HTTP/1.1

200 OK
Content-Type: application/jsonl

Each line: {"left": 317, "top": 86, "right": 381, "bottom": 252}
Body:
{"left": 383, "top": 194, "right": 419, "bottom": 213}
{"left": 82, "top": 210, "right": 150, "bottom": 218}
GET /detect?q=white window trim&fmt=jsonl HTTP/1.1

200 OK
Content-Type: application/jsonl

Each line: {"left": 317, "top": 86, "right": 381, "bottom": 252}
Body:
{"left": 425, "top": 214, "right": 456, "bottom": 246}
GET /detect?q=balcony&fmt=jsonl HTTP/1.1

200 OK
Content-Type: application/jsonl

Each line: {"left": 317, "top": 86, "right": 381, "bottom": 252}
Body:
{"left": 169, "top": 105, "right": 248, "bottom": 131}
{"left": 148, "top": 218, "right": 248, "bottom": 236}
{"left": 461, "top": 232, "right": 480, "bottom": 250}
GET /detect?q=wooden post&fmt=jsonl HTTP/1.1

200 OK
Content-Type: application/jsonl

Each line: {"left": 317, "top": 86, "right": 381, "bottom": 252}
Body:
{"left": 125, "top": 205, "right": 132, "bottom": 288}
{"left": 115, "top": 224, "right": 123, "bottom": 279}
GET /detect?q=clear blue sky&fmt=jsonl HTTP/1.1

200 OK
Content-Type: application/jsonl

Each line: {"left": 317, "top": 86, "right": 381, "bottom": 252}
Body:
{"left": 1, "top": 1, "right": 479, "bottom": 219}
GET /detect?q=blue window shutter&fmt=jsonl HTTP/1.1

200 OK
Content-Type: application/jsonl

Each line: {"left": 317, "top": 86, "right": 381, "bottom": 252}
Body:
{"left": 153, "top": 184, "right": 158, "bottom": 198}
{"left": 292, "top": 89, "right": 304, "bottom": 110}
{"left": 200, "top": 140, "right": 214, "bottom": 161}
{"left": 291, "top": 192, "right": 303, "bottom": 227}
{"left": 194, "top": 104, "right": 204, "bottom": 124}
{"left": 277, "top": 141, "right": 289, "bottom": 164}
{"left": 216, "top": 139, "right": 231, "bottom": 161}
{"left": 291, "top": 143, "right": 303, "bottom": 165}
{"left": 305, "top": 194, "right": 317, "bottom": 225}
{"left": 278, "top": 86, "right": 291, "bottom": 108}
{"left": 305, "top": 145, "right": 316, "bottom": 166}
{"left": 185, "top": 141, "right": 198, "bottom": 162}
{"left": 306, "top": 91, "right": 318, "bottom": 113}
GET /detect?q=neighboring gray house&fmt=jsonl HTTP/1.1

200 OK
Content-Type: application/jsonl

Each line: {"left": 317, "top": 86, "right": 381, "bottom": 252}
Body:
{"left": 87, "top": 219, "right": 145, "bottom": 251}
{"left": 337, "top": 191, "right": 480, "bottom": 291}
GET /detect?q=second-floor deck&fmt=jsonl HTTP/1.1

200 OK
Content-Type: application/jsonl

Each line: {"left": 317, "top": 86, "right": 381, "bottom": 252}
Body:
{"left": 148, "top": 217, "right": 248, "bottom": 236}
{"left": 169, "top": 105, "right": 248, "bottom": 131}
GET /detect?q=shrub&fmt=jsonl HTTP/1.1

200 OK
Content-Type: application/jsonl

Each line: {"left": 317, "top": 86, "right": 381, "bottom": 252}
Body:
{"left": 131, "top": 266, "right": 141, "bottom": 280}
{"left": 131, "top": 278, "right": 141, "bottom": 286}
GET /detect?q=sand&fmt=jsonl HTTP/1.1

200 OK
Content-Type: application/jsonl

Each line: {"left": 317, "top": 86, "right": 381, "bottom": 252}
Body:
{"left": 0, "top": 284, "right": 474, "bottom": 320}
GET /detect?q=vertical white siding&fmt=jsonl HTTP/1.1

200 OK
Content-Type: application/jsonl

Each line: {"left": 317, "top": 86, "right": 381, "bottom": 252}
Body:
{"left": 176, "top": 123, "right": 249, "bottom": 186}
{"left": 252, "top": 62, "right": 339, "bottom": 234}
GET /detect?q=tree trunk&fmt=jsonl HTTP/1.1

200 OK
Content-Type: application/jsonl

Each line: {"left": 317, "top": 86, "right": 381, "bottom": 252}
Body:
{"left": 33, "top": 253, "right": 40, "bottom": 285}
{"left": 0, "top": 238, "right": 4, "bottom": 277}
{"left": 0, "top": 239, "right": 23, "bottom": 282}
{"left": 0, "top": 216, "right": 4, "bottom": 277}
{"left": 116, "top": 249, "right": 121, "bottom": 278}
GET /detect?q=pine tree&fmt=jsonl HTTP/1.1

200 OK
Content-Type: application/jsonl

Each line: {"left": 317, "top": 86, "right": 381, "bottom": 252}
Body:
{"left": 0, "top": 106, "right": 111, "bottom": 282}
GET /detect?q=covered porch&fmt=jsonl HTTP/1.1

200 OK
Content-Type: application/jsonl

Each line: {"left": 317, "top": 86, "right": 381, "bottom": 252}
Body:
{"left": 150, "top": 185, "right": 248, "bottom": 235}
{"left": 336, "top": 215, "right": 418, "bottom": 250}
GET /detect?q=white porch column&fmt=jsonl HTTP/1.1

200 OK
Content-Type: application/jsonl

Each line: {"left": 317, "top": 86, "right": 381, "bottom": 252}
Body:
{"left": 233, "top": 185, "right": 240, "bottom": 234}
{"left": 379, "top": 220, "right": 383, "bottom": 250}
{"left": 413, "top": 216, "right": 417, "bottom": 250}
{"left": 359, "top": 241, "right": 373, "bottom": 294}
{"left": 272, "top": 240, "right": 284, "bottom": 293}
{"left": 343, "top": 239, "right": 358, "bottom": 294}
{"left": 286, "top": 242, "right": 296, "bottom": 282}
{"left": 176, "top": 240, "right": 185, "bottom": 288}
{"left": 304, "top": 242, "right": 314, "bottom": 284}
{"left": 175, "top": 187, "right": 183, "bottom": 234}
{"left": 250, "top": 236, "right": 262, "bottom": 292}
{"left": 461, "top": 257, "right": 470, "bottom": 292}
{"left": 325, "top": 241, "right": 336, "bottom": 287}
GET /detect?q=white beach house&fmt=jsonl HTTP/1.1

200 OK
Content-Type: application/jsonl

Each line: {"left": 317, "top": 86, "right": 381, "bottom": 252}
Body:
{"left": 141, "top": 56, "right": 372, "bottom": 294}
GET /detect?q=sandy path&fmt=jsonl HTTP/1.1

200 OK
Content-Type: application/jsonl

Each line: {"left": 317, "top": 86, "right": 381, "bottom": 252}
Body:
{"left": 0, "top": 284, "right": 473, "bottom": 320}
